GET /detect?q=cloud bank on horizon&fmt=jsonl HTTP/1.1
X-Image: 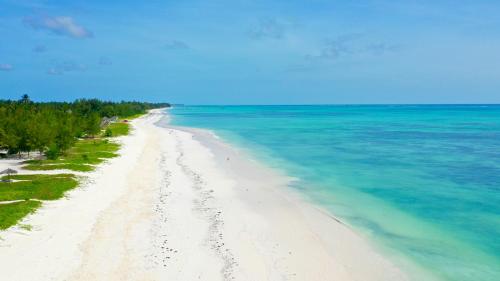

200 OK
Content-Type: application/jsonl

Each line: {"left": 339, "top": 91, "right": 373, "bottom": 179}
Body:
{"left": 0, "top": 0, "right": 499, "bottom": 104}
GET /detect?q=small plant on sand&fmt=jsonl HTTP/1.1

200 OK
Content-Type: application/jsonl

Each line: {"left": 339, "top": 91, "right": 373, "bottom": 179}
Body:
{"left": 19, "top": 224, "right": 33, "bottom": 231}
{"left": 104, "top": 128, "right": 113, "bottom": 137}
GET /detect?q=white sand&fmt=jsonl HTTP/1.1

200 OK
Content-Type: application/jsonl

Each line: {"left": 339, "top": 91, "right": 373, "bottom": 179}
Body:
{"left": 0, "top": 109, "right": 409, "bottom": 281}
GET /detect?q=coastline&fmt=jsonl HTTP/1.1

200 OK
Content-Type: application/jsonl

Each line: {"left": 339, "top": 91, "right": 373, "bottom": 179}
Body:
{"left": 0, "top": 109, "right": 411, "bottom": 280}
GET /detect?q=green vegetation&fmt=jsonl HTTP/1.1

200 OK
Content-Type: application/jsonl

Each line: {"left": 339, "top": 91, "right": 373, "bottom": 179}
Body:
{"left": 122, "top": 113, "right": 144, "bottom": 120}
{"left": 0, "top": 173, "right": 78, "bottom": 230}
{"left": 106, "top": 122, "right": 130, "bottom": 137}
{"left": 23, "top": 139, "right": 119, "bottom": 171}
{"left": 24, "top": 163, "right": 94, "bottom": 172}
{"left": 0, "top": 142, "right": 111, "bottom": 229}
{"left": 0, "top": 174, "right": 78, "bottom": 201}
{"left": 19, "top": 224, "right": 33, "bottom": 231}
{"left": 0, "top": 95, "right": 169, "bottom": 157}
{"left": 0, "top": 96, "right": 169, "bottom": 230}
{"left": 0, "top": 200, "right": 41, "bottom": 230}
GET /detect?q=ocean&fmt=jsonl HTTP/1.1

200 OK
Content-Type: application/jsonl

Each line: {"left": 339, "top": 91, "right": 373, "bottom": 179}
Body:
{"left": 169, "top": 105, "right": 500, "bottom": 281}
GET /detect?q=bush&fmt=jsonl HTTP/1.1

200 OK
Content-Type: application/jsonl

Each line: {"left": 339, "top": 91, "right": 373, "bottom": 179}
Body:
{"left": 104, "top": 128, "right": 113, "bottom": 137}
{"left": 45, "top": 145, "right": 60, "bottom": 160}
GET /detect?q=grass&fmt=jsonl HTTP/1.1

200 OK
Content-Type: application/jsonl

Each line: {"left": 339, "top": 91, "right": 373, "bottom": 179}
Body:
{"left": 0, "top": 174, "right": 78, "bottom": 201}
{"left": 123, "top": 113, "right": 144, "bottom": 120}
{"left": 0, "top": 200, "right": 42, "bottom": 230}
{"left": 106, "top": 122, "right": 130, "bottom": 137}
{"left": 104, "top": 112, "right": 145, "bottom": 137}
{"left": 0, "top": 118, "right": 135, "bottom": 230}
{"left": 24, "top": 163, "right": 94, "bottom": 172}
{"left": 23, "top": 139, "right": 120, "bottom": 172}
{"left": 19, "top": 224, "right": 33, "bottom": 231}
{"left": 106, "top": 110, "right": 149, "bottom": 136}
{"left": 0, "top": 174, "right": 78, "bottom": 230}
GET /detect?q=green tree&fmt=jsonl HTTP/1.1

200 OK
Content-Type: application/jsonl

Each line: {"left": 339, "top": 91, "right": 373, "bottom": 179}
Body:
{"left": 85, "top": 113, "right": 101, "bottom": 137}
{"left": 20, "top": 94, "right": 31, "bottom": 104}
{"left": 0, "top": 96, "right": 169, "bottom": 157}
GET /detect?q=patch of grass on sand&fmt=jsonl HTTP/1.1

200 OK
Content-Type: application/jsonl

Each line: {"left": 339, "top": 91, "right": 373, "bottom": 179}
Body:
{"left": 0, "top": 174, "right": 78, "bottom": 201}
{"left": 0, "top": 200, "right": 41, "bottom": 230}
{"left": 23, "top": 163, "right": 94, "bottom": 172}
{"left": 1, "top": 118, "right": 135, "bottom": 229}
{"left": 19, "top": 224, "right": 33, "bottom": 231}
{"left": 106, "top": 122, "right": 130, "bottom": 137}
{"left": 23, "top": 139, "right": 120, "bottom": 172}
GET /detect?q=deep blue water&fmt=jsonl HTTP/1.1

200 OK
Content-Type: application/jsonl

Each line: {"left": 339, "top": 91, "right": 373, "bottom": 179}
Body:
{"left": 169, "top": 105, "right": 500, "bottom": 281}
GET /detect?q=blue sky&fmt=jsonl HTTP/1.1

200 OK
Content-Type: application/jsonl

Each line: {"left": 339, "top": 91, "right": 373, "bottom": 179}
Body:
{"left": 1, "top": 0, "right": 500, "bottom": 104}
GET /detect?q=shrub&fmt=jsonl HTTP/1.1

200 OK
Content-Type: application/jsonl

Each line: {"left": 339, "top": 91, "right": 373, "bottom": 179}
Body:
{"left": 104, "top": 128, "right": 113, "bottom": 137}
{"left": 45, "top": 145, "right": 60, "bottom": 160}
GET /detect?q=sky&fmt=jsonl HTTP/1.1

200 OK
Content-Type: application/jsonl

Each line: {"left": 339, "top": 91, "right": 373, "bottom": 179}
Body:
{"left": 1, "top": 0, "right": 500, "bottom": 104}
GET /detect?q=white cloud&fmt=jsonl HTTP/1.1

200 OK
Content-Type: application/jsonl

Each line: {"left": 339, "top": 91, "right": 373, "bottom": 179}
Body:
{"left": 307, "top": 33, "right": 397, "bottom": 61}
{"left": 46, "top": 68, "right": 63, "bottom": 75}
{"left": 46, "top": 60, "right": 87, "bottom": 75}
{"left": 249, "top": 19, "right": 287, "bottom": 39}
{"left": 24, "top": 16, "right": 93, "bottom": 39}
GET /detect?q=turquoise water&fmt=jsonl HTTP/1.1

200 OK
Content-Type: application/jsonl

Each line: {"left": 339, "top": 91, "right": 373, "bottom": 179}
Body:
{"left": 169, "top": 105, "right": 500, "bottom": 281}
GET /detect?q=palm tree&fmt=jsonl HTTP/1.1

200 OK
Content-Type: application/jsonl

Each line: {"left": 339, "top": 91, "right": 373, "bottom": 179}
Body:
{"left": 20, "top": 94, "right": 30, "bottom": 104}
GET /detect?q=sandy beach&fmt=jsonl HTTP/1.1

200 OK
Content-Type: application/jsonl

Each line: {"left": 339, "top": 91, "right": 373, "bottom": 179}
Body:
{"left": 0, "top": 109, "right": 409, "bottom": 281}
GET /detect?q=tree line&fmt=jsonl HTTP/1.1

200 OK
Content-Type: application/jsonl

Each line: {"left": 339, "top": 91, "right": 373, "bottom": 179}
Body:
{"left": 0, "top": 95, "right": 169, "bottom": 157}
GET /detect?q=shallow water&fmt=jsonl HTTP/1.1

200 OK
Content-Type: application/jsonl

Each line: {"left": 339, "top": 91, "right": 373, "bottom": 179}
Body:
{"left": 169, "top": 105, "right": 500, "bottom": 281}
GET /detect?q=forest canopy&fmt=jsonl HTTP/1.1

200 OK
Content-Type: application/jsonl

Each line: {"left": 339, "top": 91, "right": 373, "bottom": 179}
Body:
{"left": 0, "top": 95, "right": 169, "bottom": 156}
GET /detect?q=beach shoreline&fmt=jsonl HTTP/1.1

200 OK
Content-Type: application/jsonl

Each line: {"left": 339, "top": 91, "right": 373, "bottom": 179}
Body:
{"left": 0, "top": 109, "right": 411, "bottom": 281}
